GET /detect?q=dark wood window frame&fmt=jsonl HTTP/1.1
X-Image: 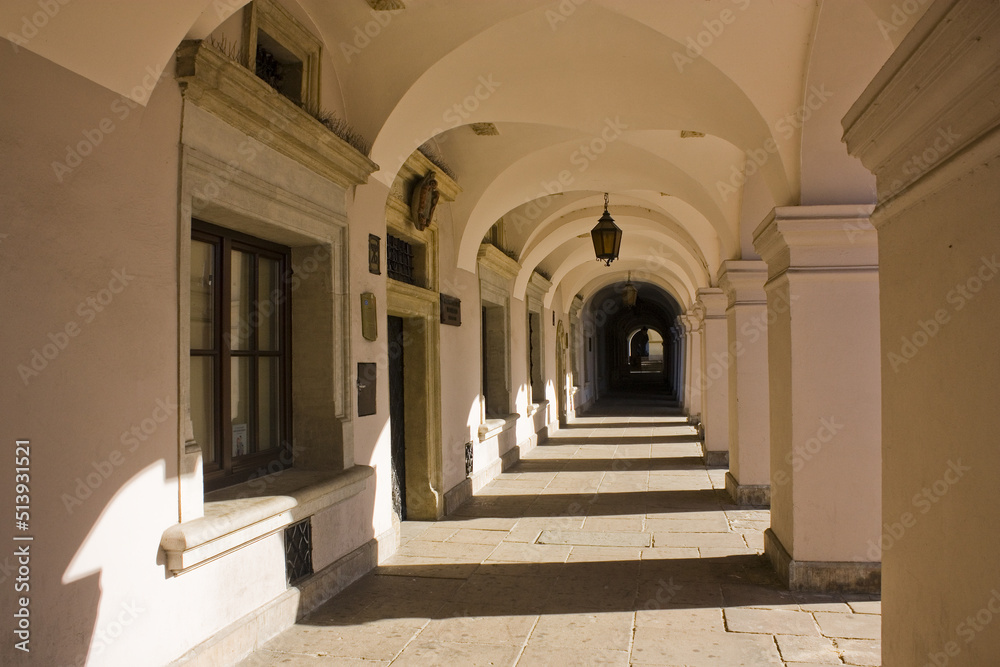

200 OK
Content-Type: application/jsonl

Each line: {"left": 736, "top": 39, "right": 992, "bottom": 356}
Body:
{"left": 192, "top": 220, "right": 293, "bottom": 491}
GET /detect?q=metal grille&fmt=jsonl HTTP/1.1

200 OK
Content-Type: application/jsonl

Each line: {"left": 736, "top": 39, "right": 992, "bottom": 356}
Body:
{"left": 255, "top": 44, "right": 283, "bottom": 91}
{"left": 386, "top": 235, "right": 416, "bottom": 284}
{"left": 284, "top": 519, "right": 313, "bottom": 585}
{"left": 465, "top": 441, "right": 474, "bottom": 477}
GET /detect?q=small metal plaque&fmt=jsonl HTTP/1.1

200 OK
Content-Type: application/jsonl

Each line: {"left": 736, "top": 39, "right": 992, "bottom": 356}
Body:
{"left": 440, "top": 293, "right": 461, "bottom": 326}
{"left": 357, "top": 362, "right": 376, "bottom": 416}
{"left": 361, "top": 292, "right": 377, "bottom": 341}
{"left": 368, "top": 234, "right": 380, "bottom": 275}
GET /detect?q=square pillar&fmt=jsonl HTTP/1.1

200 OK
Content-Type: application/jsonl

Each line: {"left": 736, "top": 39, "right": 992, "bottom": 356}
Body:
{"left": 753, "top": 205, "right": 881, "bottom": 592}
{"left": 844, "top": 3, "right": 1000, "bottom": 660}
{"left": 671, "top": 326, "right": 684, "bottom": 402}
{"left": 694, "top": 288, "right": 729, "bottom": 467}
{"left": 682, "top": 311, "right": 702, "bottom": 421}
{"left": 718, "top": 260, "right": 770, "bottom": 506}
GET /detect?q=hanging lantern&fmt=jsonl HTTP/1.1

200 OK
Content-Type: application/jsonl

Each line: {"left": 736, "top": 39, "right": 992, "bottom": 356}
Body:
{"left": 591, "top": 192, "right": 622, "bottom": 266}
{"left": 623, "top": 272, "right": 638, "bottom": 308}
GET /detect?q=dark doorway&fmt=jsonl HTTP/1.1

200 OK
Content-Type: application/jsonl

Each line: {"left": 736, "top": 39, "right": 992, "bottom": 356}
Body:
{"left": 388, "top": 315, "right": 407, "bottom": 519}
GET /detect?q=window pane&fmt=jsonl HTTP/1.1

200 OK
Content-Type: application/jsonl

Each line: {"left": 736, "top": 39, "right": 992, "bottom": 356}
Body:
{"left": 190, "top": 355, "right": 216, "bottom": 464}
{"left": 231, "top": 356, "right": 253, "bottom": 457}
{"left": 258, "top": 257, "right": 279, "bottom": 351}
{"left": 258, "top": 357, "right": 280, "bottom": 451}
{"left": 190, "top": 240, "right": 215, "bottom": 350}
{"left": 230, "top": 250, "right": 252, "bottom": 351}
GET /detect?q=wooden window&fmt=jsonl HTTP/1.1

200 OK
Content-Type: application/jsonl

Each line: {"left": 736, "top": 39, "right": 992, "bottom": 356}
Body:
{"left": 191, "top": 221, "right": 292, "bottom": 491}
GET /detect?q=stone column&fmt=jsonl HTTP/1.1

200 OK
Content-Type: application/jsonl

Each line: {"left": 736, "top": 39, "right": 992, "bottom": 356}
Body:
{"left": 682, "top": 312, "right": 702, "bottom": 421}
{"left": 671, "top": 326, "right": 684, "bottom": 402}
{"left": 753, "top": 204, "right": 880, "bottom": 591}
{"left": 718, "top": 261, "right": 771, "bottom": 506}
{"left": 843, "top": 2, "right": 1000, "bottom": 660}
{"left": 694, "top": 288, "right": 729, "bottom": 466}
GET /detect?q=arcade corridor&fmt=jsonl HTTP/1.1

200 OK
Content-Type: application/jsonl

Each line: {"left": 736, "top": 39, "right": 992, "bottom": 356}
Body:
{"left": 241, "top": 395, "right": 881, "bottom": 666}
{"left": 4, "top": 2, "right": 997, "bottom": 664}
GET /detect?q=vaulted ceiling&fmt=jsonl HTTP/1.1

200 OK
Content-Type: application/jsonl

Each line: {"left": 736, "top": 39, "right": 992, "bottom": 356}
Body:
{"left": 1, "top": 0, "right": 925, "bottom": 309}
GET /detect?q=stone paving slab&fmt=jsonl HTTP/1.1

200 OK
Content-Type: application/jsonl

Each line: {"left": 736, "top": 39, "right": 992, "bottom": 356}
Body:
{"left": 775, "top": 635, "right": 842, "bottom": 664}
{"left": 632, "top": 627, "right": 784, "bottom": 666}
{"left": 392, "top": 640, "right": 522, "bottom": 666}
{"left": 725, "top": 607, "right": 821, "bottom": 636}
{"left": 536, "top": 528, "right": 652, "bottom": 547}
{"left": 838, "top": 638, "right": 882, "bottom": 665}
{"left": 814, "top": 611, "right": 881, "bottom": 639}
{"left": 517, "top": 644, "right": 629, "bottom": 665}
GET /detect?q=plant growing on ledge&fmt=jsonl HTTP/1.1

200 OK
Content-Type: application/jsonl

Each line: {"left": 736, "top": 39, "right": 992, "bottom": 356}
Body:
{"left": 302, "top": 103, "right": 371, "bottom": 156}
{"left": 418, "top": 143, "right": 458, "bottom": 182}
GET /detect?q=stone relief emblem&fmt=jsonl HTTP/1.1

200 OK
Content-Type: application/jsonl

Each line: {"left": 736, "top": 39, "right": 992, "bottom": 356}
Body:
{"left": 410, "top": 170, "right": 440, "bottom": 231}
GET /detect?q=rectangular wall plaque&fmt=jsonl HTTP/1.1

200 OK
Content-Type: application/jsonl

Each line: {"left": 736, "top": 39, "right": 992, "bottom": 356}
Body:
{"left": 368, "top": 234, "right": 380, "bottom": 275}
{"left": 440, "top": 293, "right": 461, "bottom": 326}
{"left": 357, "top": 362, "right": 376, "bottom": 416}
{"left": 361, "top": 292, "right": 377, "bottom": 341}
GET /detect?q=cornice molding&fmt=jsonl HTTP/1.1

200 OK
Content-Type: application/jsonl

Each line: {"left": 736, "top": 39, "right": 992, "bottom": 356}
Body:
{"left": 753, "top": 205, "right": 877, "bottom": 279}
{"left": 843, "top": 0, "right": 1000, "bottom": 212}
{"left": 717, "top": 260, "right": 768, "bottom": 307}
{"left": 175, "top": 40, "right": 377, "bottom": 190}
{"left": 695, "top": 287, "right": 727, "bottom": 319}
{"left": 526, "top": 271, "right": 553, "bottom": 305}
{"left": 477, "top": 243, "right": 521, "bottom": 283}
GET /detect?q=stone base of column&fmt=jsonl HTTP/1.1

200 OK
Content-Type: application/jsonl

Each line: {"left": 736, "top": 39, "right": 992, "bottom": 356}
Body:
{"left": 764, "top": 529, "right": 880, "bottom": 593}
{"left": 702, "top": 443, "right": 728, "bottom": 467}
{"left": 725, "top": 472, "right": 769, "bottom": 507}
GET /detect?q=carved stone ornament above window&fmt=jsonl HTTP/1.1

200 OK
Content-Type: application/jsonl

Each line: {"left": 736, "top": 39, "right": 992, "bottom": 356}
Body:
{"left": 410, "top": 171, "right": 440, "bottom": 231}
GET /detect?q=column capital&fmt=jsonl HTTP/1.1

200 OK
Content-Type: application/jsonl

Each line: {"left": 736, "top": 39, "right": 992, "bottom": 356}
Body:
{"left": 753, "top": 205, "right": 877, "bottom": 278}
{"left": 843, "top": 0, "right": 1000, "bottom": 219}
{"left": 717, "top": 260, "right": 768, "bottom": 307}
{"left": 695, "top": 287, "right": 727, "bottom": 319}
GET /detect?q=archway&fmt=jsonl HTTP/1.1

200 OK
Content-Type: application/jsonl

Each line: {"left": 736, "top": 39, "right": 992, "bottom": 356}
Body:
{"left": 585, "top": 280, "right": 682, "bottom": 397}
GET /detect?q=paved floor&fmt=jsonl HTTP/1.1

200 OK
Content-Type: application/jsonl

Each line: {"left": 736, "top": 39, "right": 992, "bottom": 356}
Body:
{"left": 241, "top": 394, "right": 881, "bottom": 666}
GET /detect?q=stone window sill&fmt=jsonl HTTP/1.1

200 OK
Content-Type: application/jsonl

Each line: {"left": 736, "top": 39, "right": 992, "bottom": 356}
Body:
{"left": 478, "top": 413, "right": 520, "bottom": 441}
{"left": 527, "top": 400, "right": 548, "bottom": 416}
{"left": 160, "top": 465, "right": 373, "bottom": 575}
